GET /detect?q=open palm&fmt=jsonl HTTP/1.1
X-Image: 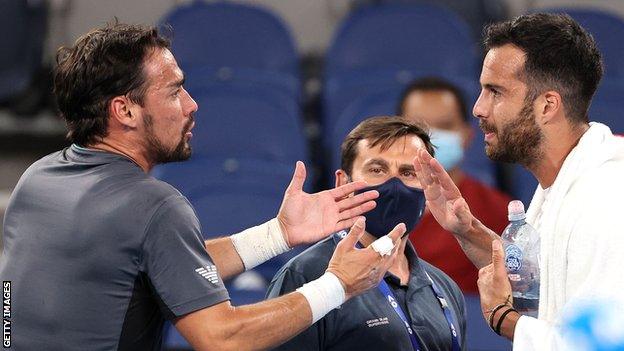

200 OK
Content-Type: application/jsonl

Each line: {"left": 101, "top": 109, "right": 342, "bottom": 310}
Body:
{"left": 277, "top": 161, "right": 378, "bottom": 247}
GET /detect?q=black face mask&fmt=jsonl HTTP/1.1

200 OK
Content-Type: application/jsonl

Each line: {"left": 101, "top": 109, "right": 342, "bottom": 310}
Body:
{"left": 355, "top": 177, "right": 426, "bottom": 238}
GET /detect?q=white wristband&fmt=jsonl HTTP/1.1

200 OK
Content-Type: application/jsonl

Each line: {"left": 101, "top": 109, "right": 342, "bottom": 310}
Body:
{"left": 230, "top": 218, "right": 291, "bottom": 270}
{"left": 296, "top": 271, "right": 346, "bottom": 324}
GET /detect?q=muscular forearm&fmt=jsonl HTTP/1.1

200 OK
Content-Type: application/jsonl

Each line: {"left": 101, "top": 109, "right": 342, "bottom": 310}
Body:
{"left": 176, "top": 292, "right": 313, "bottom": 351}
{"left": 204, "top": 237, "right": 245, "bottom": 280}
{"left": 454, "top": 217, "right": 500, "bottom": 268}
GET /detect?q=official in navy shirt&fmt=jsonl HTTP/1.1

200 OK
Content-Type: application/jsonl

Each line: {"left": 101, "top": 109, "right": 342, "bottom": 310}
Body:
{"left": 267, "top": 117, "right": 467, "bottom": 350}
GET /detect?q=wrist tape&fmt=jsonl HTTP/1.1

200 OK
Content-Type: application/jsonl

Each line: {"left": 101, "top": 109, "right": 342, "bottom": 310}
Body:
{"left": 231, "top": 218, "right": 291, "bottom": 270}
{"left": 296, "top": 271, "right": 346, "bottom": 324}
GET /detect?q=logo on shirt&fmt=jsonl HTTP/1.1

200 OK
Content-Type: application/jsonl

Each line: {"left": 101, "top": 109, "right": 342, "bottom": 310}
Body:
{"left": 366, "top": 317, "right": 390, "bottom": 328}
{"left": 195, "top": 265, "right": 219, "bottom": 284}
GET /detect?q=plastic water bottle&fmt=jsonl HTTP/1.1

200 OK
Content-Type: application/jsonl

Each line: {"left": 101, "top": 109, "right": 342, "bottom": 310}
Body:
{"left": 501, "top": 200, "right": 540, "bottom": 317}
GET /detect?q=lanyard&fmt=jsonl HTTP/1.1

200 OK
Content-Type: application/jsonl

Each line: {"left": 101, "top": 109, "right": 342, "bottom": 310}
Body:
{"left": 349, "top": 235, "right": 461, "bottom": 351}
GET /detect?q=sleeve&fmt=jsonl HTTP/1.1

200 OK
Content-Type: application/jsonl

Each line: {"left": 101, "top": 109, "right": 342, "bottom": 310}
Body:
{"left": 266, "top": 267, "right": 324, "bottom": 351}
{"left": 141, "top": 195, "right": 229, "bottom": 319}
{"left": 513, "top": 316, "right": 566, "bottom": 350}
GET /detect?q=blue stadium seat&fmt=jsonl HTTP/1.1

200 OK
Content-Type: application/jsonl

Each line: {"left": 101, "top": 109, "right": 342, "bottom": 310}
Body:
{"left": 325, "top": 3, "right": 479, "bottom": 77}
{"left": 508, "top": 164, "right": 538, "bottom": 208}
{"left": 0, "top": 0, "right": 46, "bottom": 101}
{"left": 542, "top": 7, "right": 624, "bottom": 79}
{"left": 184, "top": 82, "right": 308, "bottom": 165}
{"left": 160, "top": 0, "right": 298, "bottom": 77}
{"left": 464, "top": 293, "right": 512, "bottom": 350}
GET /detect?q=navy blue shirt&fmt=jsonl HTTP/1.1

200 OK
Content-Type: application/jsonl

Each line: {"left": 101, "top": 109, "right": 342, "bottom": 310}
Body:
{"left": 0, "top": 145, "right": 229, "bottom": 350}
{"left": 267, "top": 234, "right": 467, "bottom": 351}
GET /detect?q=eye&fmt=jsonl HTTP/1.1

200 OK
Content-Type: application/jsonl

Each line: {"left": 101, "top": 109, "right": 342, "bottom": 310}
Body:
{"left": 490, "top": 87, "right": 501, "bottom": 97}
{"left": 369, "top": 167, "right": 385, "bottom": 174}
{"left": 401, "top": 170, "right": 416, "bottom": 178}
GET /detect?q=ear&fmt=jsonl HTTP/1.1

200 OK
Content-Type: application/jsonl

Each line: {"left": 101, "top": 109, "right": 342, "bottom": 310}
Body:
{"left": 335, "top": 169, "right": 350, "bottom": 188}
{"left": 537, "top": 91, "right": 562, "bottom": 125}
{"left": 109, "top": 95, "right": 140, "bottom": 129}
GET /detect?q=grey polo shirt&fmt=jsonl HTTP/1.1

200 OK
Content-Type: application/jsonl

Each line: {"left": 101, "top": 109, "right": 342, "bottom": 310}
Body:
{"left": 267, "top": 233, "right": 467, "bottom": 351}
{"left": 0, "top": 145, "right": 229, "bottom": 350}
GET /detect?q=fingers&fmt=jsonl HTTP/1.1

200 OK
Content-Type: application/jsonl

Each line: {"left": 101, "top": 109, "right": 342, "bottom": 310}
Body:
{"left": 329, "top": 180, "right": 373, "bottom": 200}
{"left": 386, "top": 223, "right": 406, "bottom": 245}
{"left": 337, "top": 200, "right": 376, "bottom": 222}
{"left": 337, "top": 190, "right": 378, "bottom": 212}
{"left": 285, "top": 161, "right": 306, "bottom": 194}
{"left": 339, "top": 217, "right": 366, "bottom": 249}
{"left": 491, "top": 239, "right": 506, "bottom": 275}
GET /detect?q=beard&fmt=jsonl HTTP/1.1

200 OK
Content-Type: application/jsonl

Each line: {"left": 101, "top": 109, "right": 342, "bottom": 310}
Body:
{"left": 481, "top": 98, "right": 544, "bottom": 167}
{"left": 143, "top": 113, "right": 193, "bottom": 165}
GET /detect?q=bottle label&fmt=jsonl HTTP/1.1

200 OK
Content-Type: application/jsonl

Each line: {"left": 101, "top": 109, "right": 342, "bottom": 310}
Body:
{"left": 505, "top": 244, "right": 523, "bottom": 272}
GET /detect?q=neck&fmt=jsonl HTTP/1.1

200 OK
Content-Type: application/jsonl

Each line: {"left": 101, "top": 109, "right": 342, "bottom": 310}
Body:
{"left": 360, "top": 232, "right": 410, "bottom": 284}
{"left": 528, "top": 123, "right": 589, "bottom": 189}
{"left": 88, "top": 137, "right": 151, "bottom": 173}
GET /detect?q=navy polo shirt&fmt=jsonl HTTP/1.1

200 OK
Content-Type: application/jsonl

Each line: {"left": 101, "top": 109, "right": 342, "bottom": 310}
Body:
{"left": 267, "top": 234, "right": 467, "bottom": 351}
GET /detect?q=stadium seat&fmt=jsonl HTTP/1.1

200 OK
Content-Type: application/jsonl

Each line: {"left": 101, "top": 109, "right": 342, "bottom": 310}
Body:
{"left": 325, "top": 3, "right": 478, "bottom": 77}
{"left": 184, "top": 82, "right": 308, "bottom": 165}
{"left": 160, "top": 0, "right": 299, "bottom": 77}
{"left": 0, "top": 0, "right": 46, "bottom": 101}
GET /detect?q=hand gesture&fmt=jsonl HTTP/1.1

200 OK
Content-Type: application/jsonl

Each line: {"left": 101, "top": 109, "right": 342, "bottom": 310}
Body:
{"left": 413, "top": 149, "right": 473, "bottom": 235}
{"left": 277, "top": 161, "right": 379, "bottom": 247}
{"left": 477, "top": 240, "right": 513, "bottom": 316}
{"left": 326, "top": 218, "right": 405, "bottom": 300}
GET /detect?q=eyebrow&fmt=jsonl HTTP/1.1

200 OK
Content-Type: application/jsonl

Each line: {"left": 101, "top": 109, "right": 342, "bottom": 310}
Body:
{"left": 398, "top": 164, "right": 416, "bottom": 172}
{"left": 482, "top": 83, "right": 506, "bottom": 92}
{"left": 167, "top": 74, "right": 186, "bottom": 89}
{"left": 364, "top": 158, "right": 390, "bottom": 168}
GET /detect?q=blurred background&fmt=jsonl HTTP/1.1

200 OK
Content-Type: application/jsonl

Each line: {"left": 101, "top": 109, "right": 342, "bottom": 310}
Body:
{"left": 2, "top": 0, "right": 624, "bottom": 349}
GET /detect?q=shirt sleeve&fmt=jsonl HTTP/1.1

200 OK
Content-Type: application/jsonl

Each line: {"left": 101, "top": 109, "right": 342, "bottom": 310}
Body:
{"left": 266, "top": 267, "right": 323, "bottom": 351}
{"left": 141, "top": 195, "right": 229, "bottom": 319}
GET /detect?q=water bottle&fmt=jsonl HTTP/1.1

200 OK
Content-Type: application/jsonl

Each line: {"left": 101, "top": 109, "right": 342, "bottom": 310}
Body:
{"left": 501, "top": 200, "right": 540, "bottom": 317}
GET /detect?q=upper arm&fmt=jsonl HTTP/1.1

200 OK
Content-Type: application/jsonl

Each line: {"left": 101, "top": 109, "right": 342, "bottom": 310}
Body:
{"left": 141, "top": 196, "right": 229, "bottom": 318}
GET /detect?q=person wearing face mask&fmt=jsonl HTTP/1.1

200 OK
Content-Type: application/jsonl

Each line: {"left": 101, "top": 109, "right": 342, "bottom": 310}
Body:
{"left": 397, "top": 77, "right": 511, "bottom": 294}
{"left": 266, "top": 116, "right": 466, "bottom": 351}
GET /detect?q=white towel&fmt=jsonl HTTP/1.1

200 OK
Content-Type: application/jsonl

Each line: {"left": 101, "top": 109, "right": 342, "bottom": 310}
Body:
{"left": 514, "top": 122, "right": 624, "bottom": 349}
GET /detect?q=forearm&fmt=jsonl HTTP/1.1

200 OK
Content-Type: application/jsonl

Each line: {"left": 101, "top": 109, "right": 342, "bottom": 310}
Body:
{"left": 204, "top": 237, "right": 244, "bottom": 280}
{"left": 454, "top": 217, "right": 500, "bottom": 268}
{"left": 204, "top": 218, "right": 289, "bottom": 280}
{"left": 221, "top": 293, "right": 313, "bottom": 350}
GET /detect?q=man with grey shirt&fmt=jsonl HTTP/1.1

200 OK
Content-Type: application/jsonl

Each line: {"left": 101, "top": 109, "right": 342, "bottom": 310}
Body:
{"left": 0, "top": 23, "right": 404, "bottom": 350}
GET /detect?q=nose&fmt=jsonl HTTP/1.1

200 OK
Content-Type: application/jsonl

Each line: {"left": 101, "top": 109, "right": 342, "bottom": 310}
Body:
{"left": 472, "top": 89, "right": 487, "bottom": 120}
{"left": 182, "top": 87, "right": 198, "bottom": 116}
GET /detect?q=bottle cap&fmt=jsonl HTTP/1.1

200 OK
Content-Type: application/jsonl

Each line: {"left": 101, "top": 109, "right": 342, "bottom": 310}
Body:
{"left": 508, "top": 200, "right": 526, "bottom": 221}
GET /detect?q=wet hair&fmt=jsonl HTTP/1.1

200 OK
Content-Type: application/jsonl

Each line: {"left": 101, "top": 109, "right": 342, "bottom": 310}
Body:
{"left": 54, "top": 21, "right": 171, "bottom": 146}
{"left": 483, "top": 13, "right": 603, "bottom": 124}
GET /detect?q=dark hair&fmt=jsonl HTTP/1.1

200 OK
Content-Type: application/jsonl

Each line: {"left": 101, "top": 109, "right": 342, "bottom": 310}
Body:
{"left": 54, "top": 21, "right": 171, "bottom": 146}
{"left": 483, "top": 13, "right": 603, "bottom": 124}
{"left": 396, "top": 77, "right": 469, "bottom": 122}
{"left": 340, "top": 116, "right": 435, "bottom": 175}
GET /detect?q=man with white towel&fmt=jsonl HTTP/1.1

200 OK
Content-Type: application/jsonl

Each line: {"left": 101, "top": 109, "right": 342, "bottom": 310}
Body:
{"left": 414, "top": 12, "right": 624, "bottom": 350}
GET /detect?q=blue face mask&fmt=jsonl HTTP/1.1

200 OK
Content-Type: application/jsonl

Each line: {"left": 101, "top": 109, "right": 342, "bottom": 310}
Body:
{"left": 355, "top": 177, "right": 426, "bottom": 238}
{"left": 430, "top": 128, "right": 464, "bottom": 171}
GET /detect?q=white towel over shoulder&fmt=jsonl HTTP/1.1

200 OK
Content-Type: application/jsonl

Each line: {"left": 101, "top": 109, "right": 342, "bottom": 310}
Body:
{"left": 514, "top": 123, "right": 624, "bottom": 350}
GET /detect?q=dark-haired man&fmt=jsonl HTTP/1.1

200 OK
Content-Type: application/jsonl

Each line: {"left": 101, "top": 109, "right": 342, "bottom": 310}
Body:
{"left": 414, "top": 13, "right": 624, "bottom": 349}
{"left": 268, "top": 116, "right": 466, "bottom": 351}
{"left": 398, "top": 77, "right": 510, "bottom": 294}
{"left": 0, "top": 23, "right": 405, "bottom": 350}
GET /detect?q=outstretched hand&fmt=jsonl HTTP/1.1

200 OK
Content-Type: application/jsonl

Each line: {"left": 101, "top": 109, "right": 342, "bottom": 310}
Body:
{"left": 277, "top": 161, "right": 379, "bottom": 247}
{"left": 413, "top": 149, "right": 473, "bottom": 235}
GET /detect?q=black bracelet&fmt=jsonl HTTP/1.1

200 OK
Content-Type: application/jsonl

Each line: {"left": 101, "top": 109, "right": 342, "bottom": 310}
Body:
{"left": 488, "top": 303, "right": 511, "bottom": 331}
{"left": 495, "top": 307, "right": 518, "bottom": 336}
